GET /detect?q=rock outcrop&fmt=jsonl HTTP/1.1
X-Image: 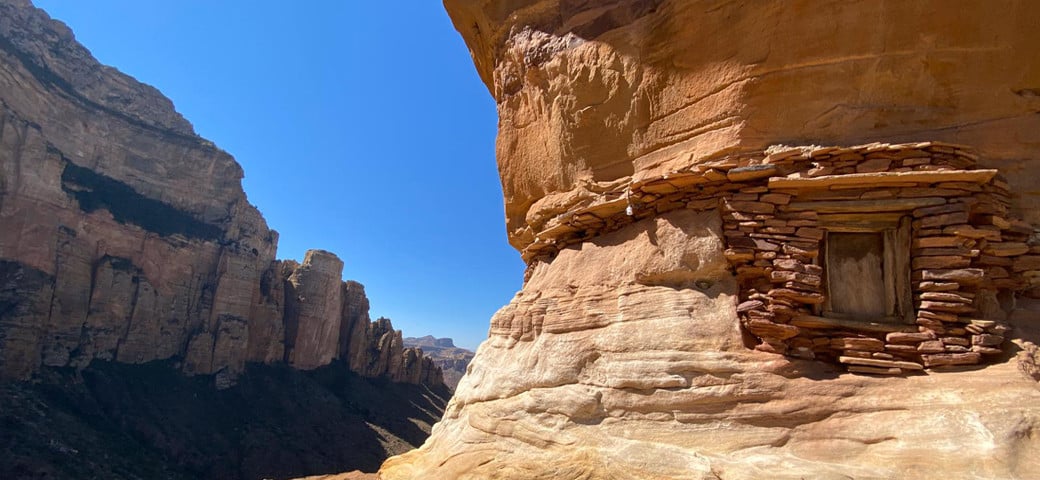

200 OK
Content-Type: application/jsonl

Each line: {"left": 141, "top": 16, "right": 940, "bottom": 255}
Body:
{"left": 375, "top": 1, "right": 1040, "bottom": 479}
{"left": 403, "top": 336, "right": 475, "bottom": 390}
{"left": 0, "top": 0, "right": 442, "bottom": 390}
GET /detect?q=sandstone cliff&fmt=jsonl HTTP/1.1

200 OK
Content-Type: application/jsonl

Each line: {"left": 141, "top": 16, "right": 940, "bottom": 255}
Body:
{"left": 403, "top": 336, "right": 475, "bottom": 390}
{"left": 0, "top": 0, "right": 441, "bottom": 390}
{"left": 375, "top": 1, "right": 1040, "bottom": 479}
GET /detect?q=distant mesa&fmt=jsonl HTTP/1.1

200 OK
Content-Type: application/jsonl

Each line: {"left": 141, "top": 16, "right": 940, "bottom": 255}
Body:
{"left": 403, "top": 334, "right": 457, "bottom": 349}
{"left": 403, "top": 336, "right": 474, "bottom": 391}
{"left": 404, "top": 335, "right": 456, "bottom": 349}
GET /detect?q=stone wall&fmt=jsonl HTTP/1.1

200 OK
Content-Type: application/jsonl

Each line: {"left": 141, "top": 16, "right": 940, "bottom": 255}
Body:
{"left": 721, "top": 143, "right": 1032, "bottom": 373}
{"left": 513, "top": 140, "right": 1035, "bottom": 375}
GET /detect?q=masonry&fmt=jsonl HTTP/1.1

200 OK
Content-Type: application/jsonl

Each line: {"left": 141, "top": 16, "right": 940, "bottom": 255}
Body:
{"left": 520, "top": 141, "right": 1037, "bottom": 375}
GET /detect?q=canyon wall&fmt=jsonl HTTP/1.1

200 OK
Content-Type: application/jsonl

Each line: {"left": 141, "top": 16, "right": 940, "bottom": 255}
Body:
{"left": 0, "top": 0, "right": 441, "bottom": 389}
{"left": 403, "top": 336, "right": 476, "bottom": 390}
{"left": 377, "top": 1, "right": 1040, "bottom": 479}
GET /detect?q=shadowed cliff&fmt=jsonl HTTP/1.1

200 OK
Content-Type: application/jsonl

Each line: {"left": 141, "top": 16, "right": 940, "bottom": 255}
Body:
{"left": 0, "top": 0, "right": 451, "bottom": 477}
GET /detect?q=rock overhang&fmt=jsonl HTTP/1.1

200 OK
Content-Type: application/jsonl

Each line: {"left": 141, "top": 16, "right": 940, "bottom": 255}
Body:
{"left": 444, "top": 0, "right": 1040, "bottom": 251}
{"left": 374, "top": 2, "right": 1040, "bottom": 478}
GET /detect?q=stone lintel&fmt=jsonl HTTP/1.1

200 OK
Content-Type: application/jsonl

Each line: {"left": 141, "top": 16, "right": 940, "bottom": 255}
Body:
{"left": 790, "top": 314, "right": 918, "bottom": 333}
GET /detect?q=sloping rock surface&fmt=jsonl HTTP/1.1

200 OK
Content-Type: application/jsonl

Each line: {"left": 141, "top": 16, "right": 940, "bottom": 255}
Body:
{"left": 374, "top": 1, "right": 1040, "bottom": 479}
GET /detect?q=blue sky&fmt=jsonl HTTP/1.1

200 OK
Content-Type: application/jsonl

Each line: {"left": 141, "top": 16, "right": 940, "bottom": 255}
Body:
{"left": 33, "top": 1, "right": 523, "bottom": 350}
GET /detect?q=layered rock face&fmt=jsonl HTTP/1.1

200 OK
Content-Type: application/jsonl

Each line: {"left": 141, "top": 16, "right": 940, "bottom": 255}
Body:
{"left": 0, "top": 0, "right": 441, "bottom": 389}
{"left": 403, "top": 336, "right": 475, "bottom": 390}
{"left": 377, "top": 1, "right": 1040, "bottom": 478}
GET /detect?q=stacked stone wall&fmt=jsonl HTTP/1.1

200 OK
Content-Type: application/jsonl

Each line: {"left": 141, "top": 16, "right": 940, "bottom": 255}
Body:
{"left": 522, "top": 141, "right": 1038, "bottom": 374}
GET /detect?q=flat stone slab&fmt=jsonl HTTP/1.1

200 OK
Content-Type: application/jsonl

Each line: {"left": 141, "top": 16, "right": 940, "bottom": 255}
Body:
{"left": 769, "top": 170, "right": 998, "bottom": 189}
{"left": 839, "top": 356, "right": 925, "bottom": 370}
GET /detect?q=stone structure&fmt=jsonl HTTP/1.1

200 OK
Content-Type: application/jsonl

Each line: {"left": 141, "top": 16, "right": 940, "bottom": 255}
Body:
{"left": 514, "top": 140, "right": 1034, "bottom": 374}
{"left": 371, "top": 1, "right": 1040, "bottom": 479}
{"left": 0, "top": 0, "right": 441, "bottom": 389}
{"left": 720, "top": 143, "right": 1030, "bottom": 372}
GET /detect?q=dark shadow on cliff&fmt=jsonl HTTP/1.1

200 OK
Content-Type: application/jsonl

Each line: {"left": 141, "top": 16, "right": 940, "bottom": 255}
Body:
{"left": 0, "top": 359, "right": 450, "bottom": 480}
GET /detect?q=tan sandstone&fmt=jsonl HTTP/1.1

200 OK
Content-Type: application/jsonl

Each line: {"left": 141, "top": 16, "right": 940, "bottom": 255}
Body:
{"left": 0, "top": 0, "right": 442, "bottom": 389}
{"left": 373, "top": 1, "right": 1040, "bottom": 479}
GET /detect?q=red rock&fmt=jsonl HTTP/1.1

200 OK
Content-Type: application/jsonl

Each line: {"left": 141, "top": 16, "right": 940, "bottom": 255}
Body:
{"left": 912, "top": 236, "right": 974, "bottom": 249}
{"left": 847, "top": 365, "right": 903, "bottom": 375}
{"left": 942, "top": 225, "right": 1002, "bottom": 241}
{"left": 723, "top": 199, "right": 776, "bottom": 214}
{"left": 838, "top": 356, "right": 923, "bottom": 370}
{"left": 769, "top": 270, "right": 822, "bottom": 287}
{"left": 919, "top": 269, "right": 985, "bottom": 285}
{"left": 983, "top": 242, "right": 1029, "bottom": 257}
{"left": 971, "top": 346, "right": 1003, "bottom": 355}
{"left": 912, "top": 203, "right": 967, "bottom": 218}
{"left": 884, "top": 344, "right": 918, "bottom": 353}
{"left": 769, "top": 288, "right": 825, "bottom": 305}
{"left": 724, "top": 248, "right": 756, "bottom": 262}
{"left": 919, "top": 300, "right": 975, "bottom": 314}
{"left": 737, "top": 300, "right": 765, "bottom": 313}
{"left": 855, "top": 158, "right": 892, "bottom": 173}
{"left": 919, "top": 292, "right": 973, "bottom": 304}
{"left": 915, "top": 212, "right": 970, "bottom": 229}
{"left": 1013, "top": 256, "right": 1040, "bottom": 272}
{"left": 795, "top": 227, "right": 825, "bottom": 240}
{"left": 921, "top": 352, "right": 982, "bottom": 367}
{"left": 886, "top": 332, "right": 935, "bottom": 343}
{"left": 760, "top": 193, "right": 792, "bottom": 205}
{"left": 977, "top": 255, "right": 1014, "bottom": 267}
{"left": 917, "top": 340, "right": 946, "bottom": 353}
{"left": 831, "top": 337, "right": 885, "bottom": 352}
{"left": 971, "top": 334, "right": 1004, "bottom": 347}
{"left": 916, "top": 281, "right": 961, "bottom": 292}
{"left": 912, "top": 256, "right": 971, "bottom": 269}
{"left": 727, "top": 165, "right": 778, "bottom": 182}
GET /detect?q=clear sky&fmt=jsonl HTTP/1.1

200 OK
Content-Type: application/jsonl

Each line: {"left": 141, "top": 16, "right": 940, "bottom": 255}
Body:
{"left": 33, "top": 1, "right": 523, "bottom": 350}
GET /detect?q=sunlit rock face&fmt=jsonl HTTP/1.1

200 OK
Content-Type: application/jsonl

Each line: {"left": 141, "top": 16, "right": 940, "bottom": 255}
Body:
{"left": 0, "top": 0, "right": 443, "bottom": 390}
{"left": 448, "top": 0, "right": 1040, "bottom": 253}
{"left": 0, "top": 0, "right": 281, "bottom": 379}
{"left": 377, "top": 1, "right": 1040, "bottom": 478}
{"left": 403, "top": 336, "right": 476, "bottom": 391}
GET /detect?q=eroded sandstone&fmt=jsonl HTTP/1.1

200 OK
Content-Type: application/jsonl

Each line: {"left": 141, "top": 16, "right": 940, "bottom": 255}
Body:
{"left": 403, "top": 336, "right": 475, "bottom": 391}
{"left": 0, "top": 0, "right": 442, "bottom": 390}
{"left": 375, "top": 1, "right": 1040, "bottom": 478}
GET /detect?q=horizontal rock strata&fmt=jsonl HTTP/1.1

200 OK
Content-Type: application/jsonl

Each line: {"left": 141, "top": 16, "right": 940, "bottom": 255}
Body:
{"left": 403, "top": 336, "right": 475, "bottom": 391}
{"left": 376, "top": 1, "right": 1040, "bottom": 479}
{"left": 0, "top": 0, "right": 441, "bottom": 389}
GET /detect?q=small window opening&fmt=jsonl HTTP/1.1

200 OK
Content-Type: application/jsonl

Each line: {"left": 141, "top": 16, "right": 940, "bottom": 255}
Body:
{"left": 821, "top": 216, "right": 912, "bottom": 324}
{"left": 826, "top": 232, "right": 886, "bottom": 318}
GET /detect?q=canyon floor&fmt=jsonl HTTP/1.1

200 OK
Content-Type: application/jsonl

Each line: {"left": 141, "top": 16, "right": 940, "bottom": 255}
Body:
{"left": 0, "top": 360, "right": 450, "bottom": 480}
